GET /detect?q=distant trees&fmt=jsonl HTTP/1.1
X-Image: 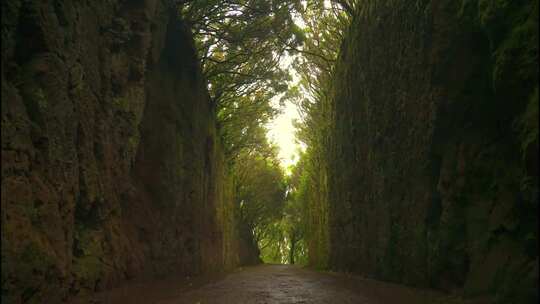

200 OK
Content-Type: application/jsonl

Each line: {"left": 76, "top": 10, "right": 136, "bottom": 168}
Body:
{"left": 255, "top": 160, "right": 310, "bottom": 265}
{"left": 257, "top": 178, "right": 308, "bottom": 265}
{"left": 234, "top": 147, "right": 286, "bottom": 241}
{"left": 177, "top": 0, "right": 354, "bottom": 265}
{"left": 218, "top": 0, "right": 353, "bottom": 265}
{"left": 282, "top": 171, "right": 307, "bottom": 265}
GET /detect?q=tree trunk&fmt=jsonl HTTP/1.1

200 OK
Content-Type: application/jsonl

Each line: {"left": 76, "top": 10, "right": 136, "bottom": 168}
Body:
{"left": 289, "top": 235, "right": 297, "bottom": 265}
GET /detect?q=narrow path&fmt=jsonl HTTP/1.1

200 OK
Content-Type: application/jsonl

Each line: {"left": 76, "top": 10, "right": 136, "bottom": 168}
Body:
{"left": 158, "top": 264, "right": 367, "bottom": 304}
{"left": 76, "top": 264, "right": 488, "bottom": 304}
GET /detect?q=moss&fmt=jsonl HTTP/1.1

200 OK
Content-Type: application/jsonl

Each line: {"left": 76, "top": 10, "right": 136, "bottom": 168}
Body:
{"left": 33, "top": 88, "right": 47, "bottom": 109}
{"left": 72, "top": 226, "right": 105, "bottom": 290}
{"left": 2, "top": 241, "right": 58, "bottom": 303}
{"left": 128, "top": 133, "right": 139, "bottom": 150}
{"left": 112, "top": 96, "right": 130, "bottom": 111}
{"left": 517, "top": 88, "right": 539, "bottom": 158}
{"left": 18, "top": 242, "right": 54, "bottom": 275}
{"left": 302, "top": 0, "right": 537, "bottom": 301}
{"left": 126, "top": 131, "right": 140, "bottom": 163}
{"left": 18, "top": 82, "right": 48, "bottom": 127}
{"left": 492, "top": 14, "right": 538, "bottom": 90}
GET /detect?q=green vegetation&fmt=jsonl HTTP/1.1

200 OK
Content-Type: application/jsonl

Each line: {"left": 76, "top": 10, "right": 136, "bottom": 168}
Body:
{"left": 257, "top": 168, "right": 308, "bottom": 265}
{"left": 264, "top": 0, "right": 537, "bottom": 302}
{"left": 176, "top": 0, "right": 356, "bottom": 266}
{"left": 178, "top": 0, "right": 322, "bottom": 265}
{"left": 229, "top": 136, "right": 308, "bottom": 265}
{"left": 72, "top": 225, "right": 105, "bottom": 290}
{"left": 180, "top": 0, "right": 304, "bottom": 161}
{"left": 288, "top": 0, "right": 353, "bottom": 268}
{"left": 1, "top": 0, "right": 537, "bottom": 302}
{"left": 179, "top": 0, "right": 358, "bottom": 265}
{"left": 233, "top": 146, "right": 286, "bottom": 245}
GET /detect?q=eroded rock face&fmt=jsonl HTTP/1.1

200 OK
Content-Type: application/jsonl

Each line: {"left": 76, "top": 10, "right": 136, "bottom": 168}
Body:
{"left": 323, "top": 0, "right": 538, "bottom": 302}
{"left": 1, "top": 0, "right": 240, "bottom": 302}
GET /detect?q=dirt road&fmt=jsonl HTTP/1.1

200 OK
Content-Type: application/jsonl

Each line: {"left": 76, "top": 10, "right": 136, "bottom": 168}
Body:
{"left": 75, "top": 264, "right": 488, "bottom": 304}
{"left": 158, "top": 264, "right": 368, "bottom": 304}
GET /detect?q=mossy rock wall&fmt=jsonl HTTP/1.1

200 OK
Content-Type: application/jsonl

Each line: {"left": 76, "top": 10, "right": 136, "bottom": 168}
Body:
{"left": 323, "top": 0, "right": 538, "bottom": 302}
{"left": 1, "top": 0, "right": 241, "bottom": 302}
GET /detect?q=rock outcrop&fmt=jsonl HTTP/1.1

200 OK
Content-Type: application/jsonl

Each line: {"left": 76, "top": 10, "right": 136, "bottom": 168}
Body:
{"left": 314, "top": 0, "right": 538, "bottom": 302}
{"left": 1, "top": 0, "right": 242, "bottom": 302}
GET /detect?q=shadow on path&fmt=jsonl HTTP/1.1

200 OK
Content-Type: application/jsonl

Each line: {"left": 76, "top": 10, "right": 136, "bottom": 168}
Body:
{"left": 70, "top": 264, "right": 491, "bottom": 304}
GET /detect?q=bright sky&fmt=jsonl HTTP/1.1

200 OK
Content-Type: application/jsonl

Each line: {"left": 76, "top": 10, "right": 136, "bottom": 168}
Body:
{"left": 266, "top": 53, "right": 302, "bottom": 171}
{"left": 266, "top": 12, "right": 307, "bottom": 173}
{"left": 267, "top": 90, "right": 301, "bottom": 172}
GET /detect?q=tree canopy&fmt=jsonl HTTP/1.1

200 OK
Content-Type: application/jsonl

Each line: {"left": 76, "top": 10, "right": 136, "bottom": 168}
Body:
{"left": 180, "top": 0, "right": 305, "bottom": 161}
{"left": 234, "top": 148, "right": 286, "bottom": 238}
{"left": 177, "top": 0, "right": 354, "bottom": 265}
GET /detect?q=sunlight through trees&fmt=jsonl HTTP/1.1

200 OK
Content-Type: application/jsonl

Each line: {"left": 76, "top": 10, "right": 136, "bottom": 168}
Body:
{"left": 177, "top": 0, "right": 353, "bottom": 265}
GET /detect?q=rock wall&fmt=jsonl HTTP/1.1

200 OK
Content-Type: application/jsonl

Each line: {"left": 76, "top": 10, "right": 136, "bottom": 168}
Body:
{"left": 324, "top": 0, "right": 538, "bottom": 302}
{"left": 1, "top": 0, "right": 241, "bottom": 302}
